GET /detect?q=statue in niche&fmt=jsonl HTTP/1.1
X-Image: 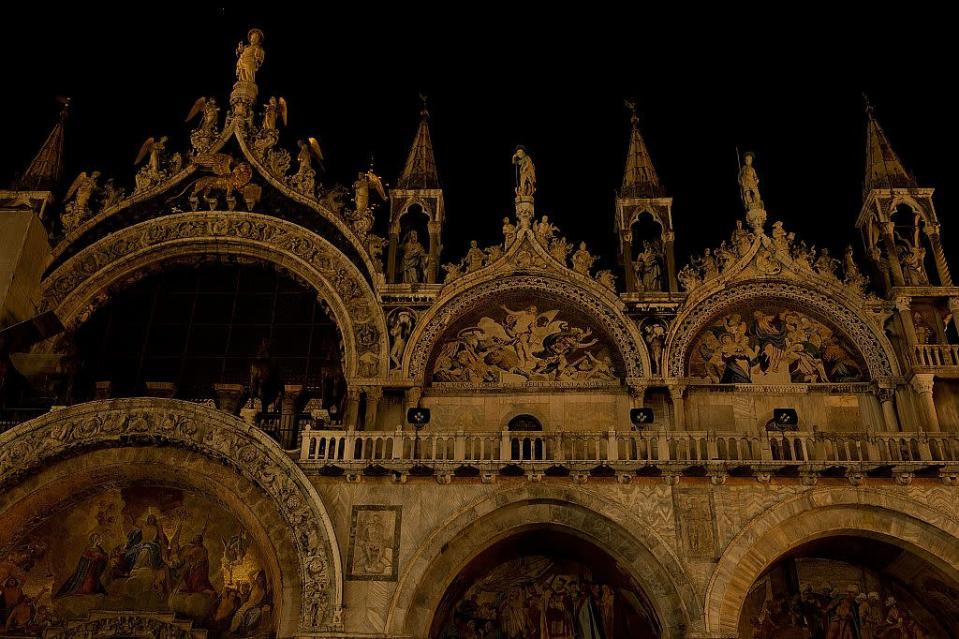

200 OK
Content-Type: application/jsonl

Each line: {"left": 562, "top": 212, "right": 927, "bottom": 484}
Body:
{"left": 571, "top": 242, "right": 595, "bottom": 275}
{"left": 388, "top": 310, "right": 415, "bottom": 368}
{"left": 502, "top": 217, "right": 517, "bottom": 247}
{"left": 465, "top": 240, "right": 486, "bottom": 273}
{"left": 635, "top": 240, "right": 664, "bottom": 291}
{"left": 401, "top": 231, "right": 429, "bottom": 283}
{"left": 738, "top": 151, "right": 763, "bottom": 211}
{"left": 512, "top": 145, "right": 536, "bottom": 197}
{"left": 914, "top": 311, "right": 934, "bottom": 345}
{"left": 897, "top": 236, "right": 929, "bottom": 286}
{"left": 644, "top": 321, "right": 667, "bottom": 375}
{"left": 236, "top": 28, "right": 265, "bottom": 84}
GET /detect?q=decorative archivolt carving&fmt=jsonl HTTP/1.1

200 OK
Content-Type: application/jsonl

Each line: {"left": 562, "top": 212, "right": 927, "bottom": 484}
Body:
{"left": 45, "top": 614, "right": 197, "bottom": 639}
{"left": 405, "top": 274, "right": 647, "bottom": 382}
{"left": 0, "top": 398, "right": 342, "bottom": 631}
{"left": 665, "top": 280, "right": 898, "bottom": 380}
{"left": 41, "top": 212, "right": 388, "bottom": 379}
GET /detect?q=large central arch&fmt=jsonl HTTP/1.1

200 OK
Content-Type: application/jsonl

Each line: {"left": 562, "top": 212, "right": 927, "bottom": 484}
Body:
{"left": 39, "top": 212, "right": 389, "bottom": 379}
{"left": 0, "top": 398, "right": 344, "bottom": 634}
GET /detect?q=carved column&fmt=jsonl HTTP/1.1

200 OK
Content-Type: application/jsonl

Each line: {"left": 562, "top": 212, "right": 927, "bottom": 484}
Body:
{"left": 343, "top": 387, "right": 362, "bottom": 432}
{"left": 911, "top": 373, "right": 940, "bottom": 432}
{"left": 896, "top": 297, "right": 920, "bottom": 365}
{"left": 875, "top": 383, "right": 900, "bottom": 432}
{"left": 925, "top": 224, "right": 952, "bottom": 286}
{"left": 364, "top": 386, "right": 383, "bottom": 430}
{"left": 667, "top": 383, "right": 687, "bottom": 431}
{"left": 213, "top": 383, "right": 245, "bottom": 415}
{"left": 427, "top": 220, "right": 442, "bottom": 284}
{"left": 386, "top": 230, "right": 399, "bottom": 283}
{"left": 664, "top": 230, "right": 678, "bottom": 293}
{"left": 620, "top": 231, "right": 638, "bottom": 292}
{"left": 279, "top": 385, "right": 304, "bottom": 449}
{"left": 881, "top": 221, "right": 906, "bottom": 287}
{"left": 949, "top": 298, "right": 959, "bottom": 335}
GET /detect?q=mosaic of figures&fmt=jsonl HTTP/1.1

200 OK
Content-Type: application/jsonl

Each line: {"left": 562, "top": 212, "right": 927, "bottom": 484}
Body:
{"left": 742, "top": 559, "right": 955, "bottom": 638}
{"left": 433, "top": 556, "right": 658, "bottom": 639}
{"left": 688, "top": 304, "right": 865, "bottom": 384}
{"left": 0, "top": 487, "right": 274, "bottom": 638}
{"left": 431, "top": 302, "right": 618, "bottom": 385}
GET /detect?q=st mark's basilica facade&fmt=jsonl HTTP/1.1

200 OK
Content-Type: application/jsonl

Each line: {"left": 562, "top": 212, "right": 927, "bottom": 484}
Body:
{"left": 2, "top": 27, "right": 959, "bottom": 639}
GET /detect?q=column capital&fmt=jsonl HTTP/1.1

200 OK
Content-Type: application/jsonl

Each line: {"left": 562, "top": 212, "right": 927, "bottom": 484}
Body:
{"left": 405, "top": 386, "right": 423, "bottom": 408}
{"left": 894, "top": 296, "right": 912, "bottom": 313}
{"left": 363, "top": 385, "right": 384, "bottom": 400}
{"left": 345, "top": 387, "right": 362, "bottom": 401}
{"left": 924, "top": 222, "right": 942, "bottom": 237}
{"left": 911, "top": 372, "right": 936, "bottom": 395}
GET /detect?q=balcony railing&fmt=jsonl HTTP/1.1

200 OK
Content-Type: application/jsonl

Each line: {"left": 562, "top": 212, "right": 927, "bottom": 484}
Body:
{"left": 299, "top": 428, "right": 959, "bottom": 471}
{"left": 914, "top": 343, "right": 959, "bottom": 368}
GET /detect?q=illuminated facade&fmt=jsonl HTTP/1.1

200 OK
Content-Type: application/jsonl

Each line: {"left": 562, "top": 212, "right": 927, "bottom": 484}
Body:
{"left": 2, "top": 28, "right": 959, "bottom": 639}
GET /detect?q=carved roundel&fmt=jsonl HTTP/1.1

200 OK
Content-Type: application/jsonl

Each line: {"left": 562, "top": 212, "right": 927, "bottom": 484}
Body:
{"left": 667, "top": 281, "right": 895, "bottom": 380}
{"left": 407, "top": 275, "right": 644, "bottom": 382}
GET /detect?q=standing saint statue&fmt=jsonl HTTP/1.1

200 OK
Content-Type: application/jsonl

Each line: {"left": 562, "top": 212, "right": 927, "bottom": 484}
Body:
{"left": 236, "top": 28, "right": 265, "bottom": 84}
{"left": 401, "top": 231, "right": 429, "bottom": 284}
{"left": 512, "top": 146, "right": 536, "bottom": 197}
{"left": 738, "top": 151, "right": 763, "bottom": 212}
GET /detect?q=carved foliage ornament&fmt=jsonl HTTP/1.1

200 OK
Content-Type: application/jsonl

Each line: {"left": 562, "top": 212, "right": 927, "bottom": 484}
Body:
{"left": 0, "top": 399, "right": 340, "bottom": 631}
{"left": 407, "top": 275, "right": 644, "bottom": 380}
{"left": 41, "top": 212, "right": 385, "bottom": 377}
{"left": 667, "top": 281, "right": 896, "bottom": 379}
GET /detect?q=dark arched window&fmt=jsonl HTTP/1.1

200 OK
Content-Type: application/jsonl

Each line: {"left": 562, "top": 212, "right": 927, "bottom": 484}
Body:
{"left": 508, "top": 414, "right": 543, "bottom": 431}
{"left": 75, "top": 262, "right": 345, "bottom": 409}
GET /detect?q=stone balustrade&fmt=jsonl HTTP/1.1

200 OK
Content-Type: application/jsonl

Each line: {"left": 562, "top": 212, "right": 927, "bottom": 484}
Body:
{"left": 913, "top": 343, "right": 959, "bottom": 368}
{"left": 299, "top": 428, "right": 959, "bottom": 475}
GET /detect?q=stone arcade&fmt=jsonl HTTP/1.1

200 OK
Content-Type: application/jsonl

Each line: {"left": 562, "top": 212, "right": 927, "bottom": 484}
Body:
{"left": 2, "top": 29, "right": 959, "bottom": 639}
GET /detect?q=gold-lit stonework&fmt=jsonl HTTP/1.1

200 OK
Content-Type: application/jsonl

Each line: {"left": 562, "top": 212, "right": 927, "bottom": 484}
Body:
{"left": 2, "top": 29, "right": 959, "bottom": 639}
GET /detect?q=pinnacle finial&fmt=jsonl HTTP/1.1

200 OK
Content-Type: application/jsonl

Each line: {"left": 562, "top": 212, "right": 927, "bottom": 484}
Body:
{"left": 418, "top": 92, "right": 429, "bottom": 120}
{"left": 625, "top": 98, "right": 639, "bottom": 128}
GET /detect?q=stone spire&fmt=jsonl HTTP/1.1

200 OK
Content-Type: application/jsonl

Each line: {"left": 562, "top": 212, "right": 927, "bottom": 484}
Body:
{"left": 864, "top": 96, "right": 915, "bottom": 195}
{"left": 620, "top": 101, "right": 664, "bottom": 198}
{"left": 397, "top": 95, "right": 440, "bottom": 189}
{"left": 18, "top": 98, "right": 69, "bottom": 191}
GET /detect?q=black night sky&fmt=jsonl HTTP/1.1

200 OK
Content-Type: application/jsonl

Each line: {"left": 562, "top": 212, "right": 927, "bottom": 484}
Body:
{"left": 5, "top": 7, "right": 956, "bottom": 274}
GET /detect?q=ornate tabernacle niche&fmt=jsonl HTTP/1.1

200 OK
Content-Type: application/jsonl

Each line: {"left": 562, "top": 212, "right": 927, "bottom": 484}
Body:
{"left": 426, "top": 291, "right": 624, "bottom": 388}
{"left": 687, "top": 302, "right": 867, "bottom": 385}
